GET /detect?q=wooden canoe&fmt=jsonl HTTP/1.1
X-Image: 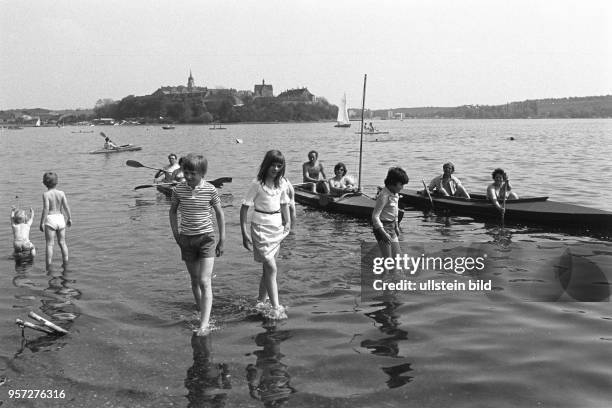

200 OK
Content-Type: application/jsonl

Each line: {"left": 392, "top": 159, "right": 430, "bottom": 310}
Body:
{"left": 399, "top": 190, "right": 612, "bottom": 230}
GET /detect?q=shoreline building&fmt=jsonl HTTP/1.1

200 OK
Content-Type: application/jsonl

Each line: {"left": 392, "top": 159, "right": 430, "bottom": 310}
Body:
{"left": 254, "top": 79, "right": 274, "bottom": 98}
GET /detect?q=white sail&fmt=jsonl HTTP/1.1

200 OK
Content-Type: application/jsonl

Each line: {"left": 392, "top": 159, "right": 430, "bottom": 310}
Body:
{"left": 336, "top": 93, "right": 350, "bottom": 125}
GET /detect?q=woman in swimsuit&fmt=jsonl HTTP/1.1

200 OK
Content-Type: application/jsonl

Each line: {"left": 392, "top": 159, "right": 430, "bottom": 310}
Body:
{"left": 487, "top": 168, "right": 519, "bottom": 213}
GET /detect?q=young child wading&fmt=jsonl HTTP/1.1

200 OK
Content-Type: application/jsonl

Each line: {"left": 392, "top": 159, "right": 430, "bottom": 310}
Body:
{"left": 11, "top": 206, "right": 36, "bottom": 257}
{"left": 169, "top": 154, "right": 225, "bottom": 336}
{"left": 40, "top": 172, "right": 72, "bottom": 268}
{"left": 372, "top": 167, "right": 409, "bottom": 259}
{"left": 240, "top": 150, "right": 292, "bottom": 320}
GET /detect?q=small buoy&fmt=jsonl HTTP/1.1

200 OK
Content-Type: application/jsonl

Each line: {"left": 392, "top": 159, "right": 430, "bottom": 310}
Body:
{"left": 235, "top": 138, "right": 243, "bottom": 144}
{"left": 509, "top": 136, "right": 515, "bottom": 140}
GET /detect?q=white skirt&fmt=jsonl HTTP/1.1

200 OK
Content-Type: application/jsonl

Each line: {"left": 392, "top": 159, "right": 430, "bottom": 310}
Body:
{"left": 251, "top": 223, "right": 288, "bottom": 263}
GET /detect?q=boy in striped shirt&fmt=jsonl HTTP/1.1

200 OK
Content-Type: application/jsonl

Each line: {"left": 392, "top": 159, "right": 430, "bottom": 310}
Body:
{"left": 170, "top": 154, "right": 225, "bottom": 336}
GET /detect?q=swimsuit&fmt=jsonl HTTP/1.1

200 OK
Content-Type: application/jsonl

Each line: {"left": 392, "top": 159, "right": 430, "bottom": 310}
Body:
{"left": 45, "top": 213, "right": 66, "bottom": 230}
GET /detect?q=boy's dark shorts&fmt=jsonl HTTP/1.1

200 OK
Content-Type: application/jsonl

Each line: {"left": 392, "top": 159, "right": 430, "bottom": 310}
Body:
{"left": 178, "top": 233, "right": 216, "bottom": 261}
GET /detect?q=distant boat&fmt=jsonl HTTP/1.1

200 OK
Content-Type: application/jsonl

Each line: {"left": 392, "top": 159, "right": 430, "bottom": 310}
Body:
{"left": 162, "top": 125, "right": 175, "bottom": 130}
{"left": 209, "top": 123, "right": 227, "bottom": 130}
{"left": 334, "top": 93, "right": 351, "bottom": 128}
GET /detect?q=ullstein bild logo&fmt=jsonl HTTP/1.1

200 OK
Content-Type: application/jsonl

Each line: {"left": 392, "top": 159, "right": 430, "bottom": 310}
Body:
{"left": 360, "top": 243, "right": 610, "bottom": 303}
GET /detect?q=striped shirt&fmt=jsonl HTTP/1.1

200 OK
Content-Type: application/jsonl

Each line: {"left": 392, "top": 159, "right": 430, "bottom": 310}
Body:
{"left": 171, "top": 180, "right": 220, "bottom": 235}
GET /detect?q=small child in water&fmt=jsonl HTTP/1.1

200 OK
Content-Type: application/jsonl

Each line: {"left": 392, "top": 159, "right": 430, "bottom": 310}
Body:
{"left": 39, "top": 172, "right": 72, "bottom": 268}
{"left": 11, "top": 206, "right": 36, "bottom": 257}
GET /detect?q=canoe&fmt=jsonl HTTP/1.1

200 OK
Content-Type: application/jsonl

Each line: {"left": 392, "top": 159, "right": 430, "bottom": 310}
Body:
{"left": 162, "top": 126, "right": 175, "bottom": 130}
{"left": 293, "top": 185, "right": 378, "bottom": 218}
{"left": 89, "top": 144, "right": 142, "bottom": 154}
{"left": 399, "top": 190, "right": 612, "bottom": 230}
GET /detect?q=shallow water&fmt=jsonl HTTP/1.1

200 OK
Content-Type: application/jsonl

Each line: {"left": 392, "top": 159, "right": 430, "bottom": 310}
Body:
{"left": 1, "top": 119, "right": 611, "bottom": 407}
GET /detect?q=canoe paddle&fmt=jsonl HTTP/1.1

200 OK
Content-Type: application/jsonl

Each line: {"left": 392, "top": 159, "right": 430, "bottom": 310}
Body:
{"left": 126, "top": 159, "right": 169, "bottom": 173}
{"left": 421, "top": 180, "right": 435, "bottom": 214}
{"left": 134, "top": 177, "right": 232, "bottom": 190}
{"left": 501, "top": 180, "right": 508, "bottom": 228}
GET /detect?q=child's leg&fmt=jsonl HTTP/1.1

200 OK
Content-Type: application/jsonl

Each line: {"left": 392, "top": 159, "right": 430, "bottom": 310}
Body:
{"left": 56, "top": 228, "right": 69, "bottom": 265}
{"left": 261, "top": 258, "right": 279, "bottom": 308}
{"left": 44, "top": 227, "right": 55, "bottom": 267}
{"left": 257, "top": 276, "right": 268, "bottom": 303}
{"left": 186, "top": 257, "right": 215, "bottom": 334}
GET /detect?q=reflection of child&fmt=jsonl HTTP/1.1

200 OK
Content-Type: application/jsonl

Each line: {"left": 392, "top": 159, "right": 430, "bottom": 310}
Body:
{"left": 11, "top": 206, "right": 36, "bottom": 257}
{"left": 372, "top": 167, "right": 409, "bottom": 258}
{"left": 40, "top": 172, "right": 72, "bottom": 268}
{"left": 169, "top": 154, "right": 225, "bottom": 336}
{"left": 240, "top": 150, "right": 291, "bottom": 320}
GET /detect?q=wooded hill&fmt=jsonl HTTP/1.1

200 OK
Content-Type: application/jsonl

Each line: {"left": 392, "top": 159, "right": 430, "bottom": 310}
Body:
{"left": 375, "top": 95, "right": 612, "bottom": 119}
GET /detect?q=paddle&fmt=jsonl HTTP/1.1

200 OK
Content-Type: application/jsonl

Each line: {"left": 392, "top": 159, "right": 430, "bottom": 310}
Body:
{"left": 501, "top": 180, "right": 508, "bottom": 228}
{"left": 134, "top": 177, "right": 232, "bottom": 190}
{"left": 421, "top": 180, "right": 435, "bottom": 214}
{"left": 99, "top": 131, "right": 117, "bottom": 145}
{"left": 126, "top": 159, "right": 168, "bottom": 173}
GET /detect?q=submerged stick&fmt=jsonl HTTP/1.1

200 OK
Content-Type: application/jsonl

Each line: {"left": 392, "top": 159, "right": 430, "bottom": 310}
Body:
{"left": 15, "top": 318, "right": 55, "bottom": 335}
{"left": 28, "top": 311, "right": 69, "bottom": 335}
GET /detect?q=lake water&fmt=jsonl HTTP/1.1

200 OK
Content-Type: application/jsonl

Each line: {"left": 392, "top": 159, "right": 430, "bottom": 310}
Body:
{"left": 1, "top": 119, "right": 611, "bottom": 407}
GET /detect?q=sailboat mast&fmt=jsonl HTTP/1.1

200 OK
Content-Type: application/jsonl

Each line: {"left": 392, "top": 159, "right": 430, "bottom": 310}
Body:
{"left": 358, "top": 74, "right": 367, "bottom": 192}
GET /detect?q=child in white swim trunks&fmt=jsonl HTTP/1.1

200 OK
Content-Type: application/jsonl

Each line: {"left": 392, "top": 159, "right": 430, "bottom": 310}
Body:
{"left": 11, "top": 206, "right": 36, "bottom": 257}
{"left": 39, "top": 172, "right": 72, "bottom": 268}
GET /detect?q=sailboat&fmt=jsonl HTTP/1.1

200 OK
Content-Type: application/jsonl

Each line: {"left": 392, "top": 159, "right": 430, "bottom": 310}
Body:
{"left": 294, "top": 75, "right": 400, "bottom": 220}
{"left": 334, "top": 93, "right": 351, "bottom": 128}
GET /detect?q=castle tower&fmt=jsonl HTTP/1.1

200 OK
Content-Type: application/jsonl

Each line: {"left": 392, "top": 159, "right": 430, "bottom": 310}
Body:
{"left": 187, "top": 70, "right": 194, "bottom": 91}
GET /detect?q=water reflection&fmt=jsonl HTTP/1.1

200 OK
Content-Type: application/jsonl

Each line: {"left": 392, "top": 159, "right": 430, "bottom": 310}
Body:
{"left": 246, "top": 322, "right": 296, "bottom": 407}
{"left": 361, "top": 296, "right": 413, "bottom": 388}
{"left": 185, "top": 334, "right": 231, "bottom": 408}
{"left": 41, "top": 265, "right": 81, "bottom": 326}
{"left": 12, "top": 254, "right": 35, "bottom": 288}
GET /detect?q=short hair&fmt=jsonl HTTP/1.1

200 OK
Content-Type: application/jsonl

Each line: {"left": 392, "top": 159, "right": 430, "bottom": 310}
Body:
{"left": 384, "top": 167, "right": 409, "bottom": 186}
{"left": 181, "top": 154, "right": 208, "bottom": 175}
{"left": 491, "top": 168, "right": 507, "bottom": 180}
{"left": 307, "top": 150, "right": 318, "bottom": 159}
{"left": 168, "top": 153, "right": 177, "bottom": 160}
{"left": 443, "top": 162, "right": 455, "bottom": 173}
{"left": 13, "top": 209, "right": 26, "bottom": 224}
{"left": 43, "top": 172, "right": 58, "bottom": 188}
{"left": 334, "top": 162, "right": 347, "bottom": 173}
{"left": 257, "top": 150, "right": 285, "bottom": 187}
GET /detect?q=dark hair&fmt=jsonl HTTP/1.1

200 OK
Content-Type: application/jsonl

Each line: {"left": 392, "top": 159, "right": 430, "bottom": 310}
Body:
{"left": 181, "top": 154, "right": 208, "bottom": 175}
{"left": 168, "top": 153, "right": 177, "bottom": 160}
{"left": 307, "top": 150, "right": 318, "bottom": 159}
{"left": 443, "top": 162, "right": 455, "bottom": 173}
{"left": 43, "top": 172, "right": 58, "bottom": 188}
{"left": 258, "top": 150, "right": 285, "bottom": 187}
{"left": 491, "top": 168, "right": 507, "bottom": 181}
{"left": 384, "top": 167, "right": 409, "bottom": 186}
{"left": 334, "top": 162, "right": 347, "bottom": 173}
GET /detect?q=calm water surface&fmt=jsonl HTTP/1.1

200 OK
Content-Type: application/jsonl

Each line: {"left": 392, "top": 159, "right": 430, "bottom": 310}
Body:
{"left": 1, "top": 119, "right": 611, "bottom": 407}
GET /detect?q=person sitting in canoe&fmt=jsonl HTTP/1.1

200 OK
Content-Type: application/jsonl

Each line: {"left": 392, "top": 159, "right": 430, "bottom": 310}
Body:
{"left": 170, "top": 156, "right": 186, "bottom": 183}
{"left": 155, "top": 153, "right": 180, "bottom": 183}
{"left": 327, "top": 162, "right": 356, "bottom": 196}
{"left": 487, "top": 168, "right": 519, "bottom": 213}
{"left": 427, "top": 162, "right": 470, "bottom": 198}
{"left": 103, "top": 137, "right": 118, "bottom": 150}
{"left": 302, "top": 150, "right": 327, "bottom": 193}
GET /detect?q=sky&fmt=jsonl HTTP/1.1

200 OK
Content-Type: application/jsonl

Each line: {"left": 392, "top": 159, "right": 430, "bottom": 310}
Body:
{"left": 1, "top": 0, "right": 611, "bottom": 110}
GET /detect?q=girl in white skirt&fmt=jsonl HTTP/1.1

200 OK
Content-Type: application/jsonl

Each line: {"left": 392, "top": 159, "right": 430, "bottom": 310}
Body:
{"left": 241, "top": 150, "right": 292, "bottom": 319}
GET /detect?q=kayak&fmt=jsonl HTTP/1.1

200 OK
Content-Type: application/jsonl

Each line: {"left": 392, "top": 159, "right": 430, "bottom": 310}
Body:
{"left": 156, "top": 184, "right": 173, "bottom": 197}
{"left": 89, "top": 144, "right": 142, "bottom": 154}
{"left": 399, "top": 190, "right": 612, "bottom": 230}
{"left": 293, "top": 185, "right": 378, "bottom": 218}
